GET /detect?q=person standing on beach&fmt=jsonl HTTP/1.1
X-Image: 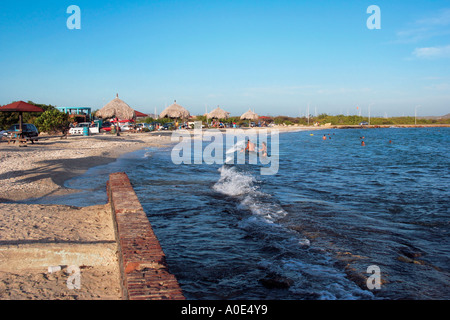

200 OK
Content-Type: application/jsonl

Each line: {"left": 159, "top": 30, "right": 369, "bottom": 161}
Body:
{"left": 115, "top": 118, "right": 120, "bottom": 136}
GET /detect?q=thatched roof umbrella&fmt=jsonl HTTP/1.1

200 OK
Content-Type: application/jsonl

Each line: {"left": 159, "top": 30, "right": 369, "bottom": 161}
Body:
{"left": 240, "top": 109, "right": 259, "bottom": 127}
{"left": 96, "top": 94, "right": 136, "bottom": 120}
{"left": 159, "top": 100, "right": 190, "bottom": 120}
{"left": 207, "top": 106, "right": 230, "bottom": 120}
{"left": 240, "top": 109, "right": 259, "bottom": 121}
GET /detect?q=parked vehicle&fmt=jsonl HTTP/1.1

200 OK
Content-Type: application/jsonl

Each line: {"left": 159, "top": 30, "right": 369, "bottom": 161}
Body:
{"left": 135, "top": 123, "right": 154, "bottom": 131}
{"left": 163, "top": 122, "right": 174, "bottom": 130}
{"left": 120, "top": 124, "right": 132, "bottom": 131}
{"left": 359, "top": 122, "right": 369, "bottom": 126}
{"left": 69, "top": 122, "right": 91, "bottom": 135}
{"left": 136, "top": 123, "right": 153, "bottom": 131}
{"left": 4, "top": 123, "right": 39, "bottom": 141}
{"left": 100, "top": 122, "right": 112, "bottom": 132}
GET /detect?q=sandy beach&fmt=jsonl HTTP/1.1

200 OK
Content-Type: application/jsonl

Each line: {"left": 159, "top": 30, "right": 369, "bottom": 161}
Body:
{"left": 0, "top": 132, "right": 172, "bottom": 299}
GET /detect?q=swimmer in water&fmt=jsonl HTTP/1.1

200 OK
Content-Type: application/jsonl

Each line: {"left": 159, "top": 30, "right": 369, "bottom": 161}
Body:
{"left": 260, "top": 141, "right": 267, "bottom": 157}
{"left": 241, "top": 139, "right": 256, "bottom": 152}
{"left": 323, "top": 135, "right": 327, "bottom": 140}
{"left": 361, "top": 141, "right": 365, "bottom": 146}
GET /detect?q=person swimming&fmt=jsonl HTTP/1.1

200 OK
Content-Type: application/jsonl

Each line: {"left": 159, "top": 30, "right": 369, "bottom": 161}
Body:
{"left": 260, "top": 141, "right": 267, "bottom": 157}
{"left": 241, "top": 139, "right": 256, "bottom": 152}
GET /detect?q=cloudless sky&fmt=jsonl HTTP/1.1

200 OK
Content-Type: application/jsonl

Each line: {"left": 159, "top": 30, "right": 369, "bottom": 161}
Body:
{"left": 0, "top": 0, "right": 449, "bottom": 117}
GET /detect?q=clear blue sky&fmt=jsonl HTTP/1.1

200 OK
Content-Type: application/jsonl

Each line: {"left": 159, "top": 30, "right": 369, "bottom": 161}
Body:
{"left": 1, "top": 0, "right": 449, "bottom": 117}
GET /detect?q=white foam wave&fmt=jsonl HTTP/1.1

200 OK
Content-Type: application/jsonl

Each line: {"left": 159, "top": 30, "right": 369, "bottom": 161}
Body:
{"left": 225, "top": 140, "right": 246, "bottom": 155}
{"left": 213, "top": 166, "right": 287, "bottom": 223}
{"left": 212, "top": 166, "right": 258, "bottom": 197}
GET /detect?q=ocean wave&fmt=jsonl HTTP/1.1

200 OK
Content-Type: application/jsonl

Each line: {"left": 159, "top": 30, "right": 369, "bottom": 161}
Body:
{"left": 212, "top": 165, "right": 287, "bottom": 223}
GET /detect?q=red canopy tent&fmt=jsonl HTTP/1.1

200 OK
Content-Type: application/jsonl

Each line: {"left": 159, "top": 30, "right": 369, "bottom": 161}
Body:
{"left": 0, "top": 100, "right": 44, "bottom": 113}
{"left": 0, "top": 101, "right": 44, "bottom": 144}
{"left": 0, "top": 101, "right": 44, "bottom": 131}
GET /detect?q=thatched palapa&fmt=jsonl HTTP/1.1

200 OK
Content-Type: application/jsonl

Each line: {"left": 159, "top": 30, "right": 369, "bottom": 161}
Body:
{"left": 240, "top": 109, "right": 259, "bottom": 120}
{"left": 159, "top": 101, "right": 190, "bottom": 119}
{"left": 96, "top": 94, "right": 136, "bottom": 120}
{"left": 207, "top": 106, "right": 230, "bottom": 120}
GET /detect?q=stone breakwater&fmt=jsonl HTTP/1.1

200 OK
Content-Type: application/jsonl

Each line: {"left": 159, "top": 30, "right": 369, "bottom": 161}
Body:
{"left": 107, "top": 172, "right": 185, "bottom": 300}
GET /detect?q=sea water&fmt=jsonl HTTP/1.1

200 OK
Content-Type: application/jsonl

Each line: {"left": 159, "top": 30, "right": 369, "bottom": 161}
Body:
{"left": 29, "top": 127, "right": 450, "bottom": 299}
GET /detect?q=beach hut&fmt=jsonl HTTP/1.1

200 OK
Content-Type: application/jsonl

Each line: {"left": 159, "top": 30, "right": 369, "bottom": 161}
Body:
{"left": 159, "top": 100, "right": 190, "bottom": 120}
{"left": 96, "top": 94, "right": 136, "bottom": 121}
{"left": 206, "top": 106, "right": 230, "bottom": 120}
{"left": 240, "top": 109, "right": 259, "bottom": 127}
{"left": 134, "top": 110, "right": 148, "bottom": 118}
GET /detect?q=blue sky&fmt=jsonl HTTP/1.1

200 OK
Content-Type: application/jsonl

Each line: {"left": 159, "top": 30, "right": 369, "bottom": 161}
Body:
{"left": 0, "top": 0, "right": 449, "bottom": 117}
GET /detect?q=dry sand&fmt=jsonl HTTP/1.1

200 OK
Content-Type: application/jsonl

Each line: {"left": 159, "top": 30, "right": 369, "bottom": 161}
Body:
{"left": 0, "top": 132, "right": 172, "bottom": 300}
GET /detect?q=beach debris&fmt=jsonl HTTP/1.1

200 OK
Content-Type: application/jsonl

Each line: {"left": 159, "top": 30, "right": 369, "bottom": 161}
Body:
{"left": 47, "top": 265, "right": 62, "bottom": 273}
{"left": 298, "top": 238, "right": 311, "bottom": 247}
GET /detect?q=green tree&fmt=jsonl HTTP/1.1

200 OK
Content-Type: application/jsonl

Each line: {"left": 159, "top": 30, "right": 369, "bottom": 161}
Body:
{"left": 34, "top": 109, "right": 70, "bottom": 133}
{"left": 144, "top": 117, "right": 155, "bottom": 124}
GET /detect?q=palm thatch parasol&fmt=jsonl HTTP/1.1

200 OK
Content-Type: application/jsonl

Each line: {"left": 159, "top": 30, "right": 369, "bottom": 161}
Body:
{"left": 159, "top": 100, "right": 190, "bottom": 119}
{"left": 207, "top": 106, "right": 230, "bottom": 120}
{"left": 240, "top": 109, "right": 259, "bottom": 120}
{"left": 96, "top": 94, "right": 136, "bottom": 120}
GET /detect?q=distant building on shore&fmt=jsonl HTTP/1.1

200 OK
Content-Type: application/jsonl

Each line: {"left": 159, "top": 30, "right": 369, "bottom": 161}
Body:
{"left": 56, "top": 106, "right": 92, "bottom": 122}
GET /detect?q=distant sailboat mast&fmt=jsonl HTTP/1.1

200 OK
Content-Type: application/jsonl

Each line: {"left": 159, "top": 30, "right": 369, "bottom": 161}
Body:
{"left": 307, "top": 103, "right": 310, "bottom": 125}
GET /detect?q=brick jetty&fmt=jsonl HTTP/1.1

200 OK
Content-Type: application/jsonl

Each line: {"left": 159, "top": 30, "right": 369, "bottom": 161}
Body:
{"left": 107, "top": 172, "right": 185, "bottom": 300}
